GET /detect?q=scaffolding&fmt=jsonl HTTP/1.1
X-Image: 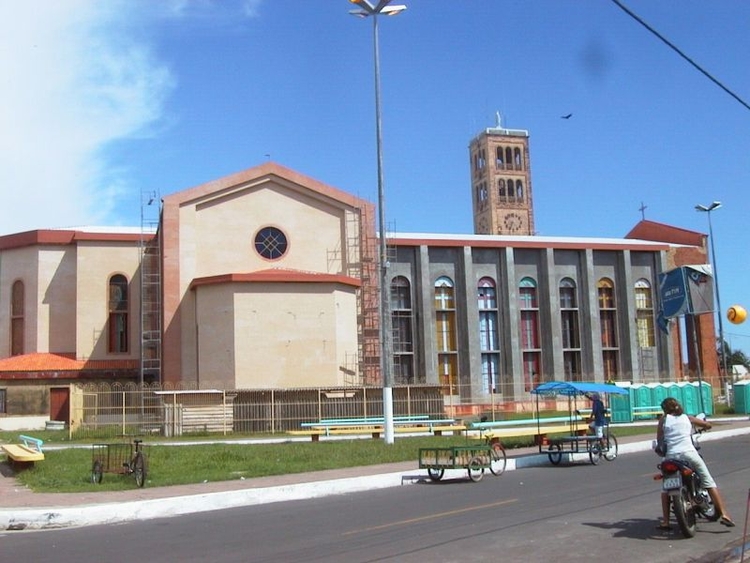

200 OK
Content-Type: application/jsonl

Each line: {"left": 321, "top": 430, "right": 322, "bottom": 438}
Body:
{"left": 140, "top": 191, "right": 162, "bottom": 386}
{"left": 345, "top": 207, "right": 381, "bottom": 386}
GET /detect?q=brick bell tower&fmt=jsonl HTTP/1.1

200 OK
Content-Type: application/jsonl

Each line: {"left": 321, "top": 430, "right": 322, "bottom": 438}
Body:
{"left": 469, "top": 113, "right": 535, "bottom": 235}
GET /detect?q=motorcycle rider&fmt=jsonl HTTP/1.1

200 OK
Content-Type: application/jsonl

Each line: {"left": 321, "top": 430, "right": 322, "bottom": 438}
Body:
{"left": 656, "top": 396, "right": 735, "bottom": 529}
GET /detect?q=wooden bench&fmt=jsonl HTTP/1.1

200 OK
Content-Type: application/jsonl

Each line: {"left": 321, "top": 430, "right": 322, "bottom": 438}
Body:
{"left": 632, "top": 406, "right": 662, "bottom": 419}
{"left": 483, "top": 423, "right": 589, "bottom": 446}
{"left": 1, "top": 434, "right": 45, "bottom": 467}
{"left": 291, "top": 418, "right": 465, "bottom": 442}
{"left": 470, "top": 415, "right": 584, "bottom": 432}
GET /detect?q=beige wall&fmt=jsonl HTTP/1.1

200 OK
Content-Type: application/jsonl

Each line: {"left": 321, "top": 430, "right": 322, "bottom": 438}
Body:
{"left": 0, "top": 237, "right": 143, "bottom": 362}
{"left": 190, "top": 184, "right": 346, "bottom": 279}
{"left": 176, "top": 177, "right": 357, "bottom": 386}
{"left": 193, "top": 282, "right": 357, "bottom": 389}
{"left": 0, "top": 245, "right": 77, "bottom": 356}
{"left": 0, "top": 247, "right": 40, "bottom": 356}
{"left": 75, "top": 241, "right": 141, "bottom": 360}
{"left": 38, "top": 247, "right": 77, "bottom": 353}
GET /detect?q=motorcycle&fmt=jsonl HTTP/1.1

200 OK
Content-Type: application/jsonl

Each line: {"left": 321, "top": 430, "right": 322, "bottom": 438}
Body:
{"left": 653, "top": 420, "right": 719, "bottom": 538}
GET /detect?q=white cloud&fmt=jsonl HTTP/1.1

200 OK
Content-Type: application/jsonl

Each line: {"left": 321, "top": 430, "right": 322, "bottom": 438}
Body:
{"left": 0, "top": 0, "right": 174, "bottom": 234}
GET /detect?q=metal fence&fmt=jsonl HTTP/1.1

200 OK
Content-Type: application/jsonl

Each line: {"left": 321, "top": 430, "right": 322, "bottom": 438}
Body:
{"left": 69, "top": 375, "right": 718, "bottom": 439}
{"left": 71, "top": 383, "right": 449, "bottom": 439}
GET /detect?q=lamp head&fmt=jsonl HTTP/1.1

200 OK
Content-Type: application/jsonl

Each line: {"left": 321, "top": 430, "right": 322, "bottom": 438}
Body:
{"left": 695, "top": 201, "right": 722, "bottom": 212}
{"left": 348, "top": 0, "right": 406, "bottom": 16}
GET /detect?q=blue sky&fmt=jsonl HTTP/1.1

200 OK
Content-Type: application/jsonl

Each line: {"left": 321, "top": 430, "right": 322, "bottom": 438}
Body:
{"left": 1, "top": 0, "right": 748, "bottom": 350}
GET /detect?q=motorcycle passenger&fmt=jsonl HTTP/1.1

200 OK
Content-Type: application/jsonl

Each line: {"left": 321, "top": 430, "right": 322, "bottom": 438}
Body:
{"left": 656, "top": 396, "right": 735, "bottom": 529}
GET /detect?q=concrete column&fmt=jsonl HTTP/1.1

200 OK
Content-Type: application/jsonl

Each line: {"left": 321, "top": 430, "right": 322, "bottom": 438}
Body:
{"left": 501, "top": 248, "right": 524, "bottom": 399}
{"left": 582, "top": 249, "right": 603, "bottom": 378}
{"left": 416, "top": 245, "right": 437, "bottom": 384}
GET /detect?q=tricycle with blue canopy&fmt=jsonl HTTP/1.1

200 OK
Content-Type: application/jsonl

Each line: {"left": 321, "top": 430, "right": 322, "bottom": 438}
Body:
{"left": 531, "top": 381, "right": 628, "bottom": 465}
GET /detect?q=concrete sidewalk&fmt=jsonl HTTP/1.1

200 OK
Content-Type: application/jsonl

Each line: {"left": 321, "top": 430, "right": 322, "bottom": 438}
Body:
{"left": 2, "top": 419, "right": 749, "bottom": 531}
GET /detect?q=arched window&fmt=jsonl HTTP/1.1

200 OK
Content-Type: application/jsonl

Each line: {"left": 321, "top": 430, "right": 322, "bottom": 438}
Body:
{"left": 635, "top": 278, "right": 655, "bottom": 348}
{"left": 559, "top": 278, "right": 581, "bottom": 380}
{"left": 391, "top": 276, "right": 415, "bottom": 383}
{"left": 498, "top": 178, "right": 506, "bottom": 198}
{"left": 108, "top": 274, "right": 129, "bottom": 353}
{"left": 505, "top": 147, "right": 513, "bottom": 169}
{"left": 598, "top": 277, "right": 618, "bottom": 379}
{"left": 474, "top": 149, "right": 486, "bottom": 170}
{"left": 516, "top": 180, "right": 524, "bottom": 201}
{"left": 11, "top": 280, "right": 24, "bottom": 356}
{"left": 435, "top": 276, "right": 457, "bottom": 394}
{"left": 477, "top": 182, "right": 488, "bottom": 205}
{"left": 495, "top": 146, "right": 504, "bottom": 169}
{"left": 513, "top": 147, "right": 522, "bottom": 170}
{"left": 478, "top": 278, "right": 500, "bottom": 393}
{"left": 519, "top": 277, "right": 541, "bottom": 390}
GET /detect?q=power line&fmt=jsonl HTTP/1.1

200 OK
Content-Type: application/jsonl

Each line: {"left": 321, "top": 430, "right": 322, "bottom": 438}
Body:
{"left": 610, "top": 0, "right": 750, "bottom": 112}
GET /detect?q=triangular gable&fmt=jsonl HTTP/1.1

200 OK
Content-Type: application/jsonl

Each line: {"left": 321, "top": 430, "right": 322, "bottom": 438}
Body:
{"left": 162, "top": 161, "right": 373, "bottom": 213}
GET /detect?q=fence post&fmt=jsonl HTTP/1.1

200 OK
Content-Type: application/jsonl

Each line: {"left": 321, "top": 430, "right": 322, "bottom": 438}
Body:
{"left": 222, "top": 390, "right": 227, "bottom": 436}
{"left": 317, "top": 388, "right": 322, "bottom": 422}
{"left": 121, "top": 391, "right": 126, "bottom": 435}
{"left": 271, "top": 389, "right": 276, "bottom": 434}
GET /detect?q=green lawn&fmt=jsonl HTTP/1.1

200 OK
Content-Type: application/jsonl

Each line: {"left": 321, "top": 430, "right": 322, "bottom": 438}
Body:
{"left": 0, "top": 424, "right": 658, "bottom": 493}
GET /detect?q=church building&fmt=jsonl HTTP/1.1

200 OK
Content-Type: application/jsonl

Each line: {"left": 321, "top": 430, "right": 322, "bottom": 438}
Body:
{"left": 0, "top": 121, "right": 719, "bottom": 420}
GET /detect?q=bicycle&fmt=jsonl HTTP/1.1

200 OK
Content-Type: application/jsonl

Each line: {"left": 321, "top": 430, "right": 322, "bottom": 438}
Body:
{"left": 91, "top": 438, "right": 148, "bottom": 488}
{"left": 483, "top": 433, "right": 507, "bottom": 476}
{"left": 587, "top": 421, "right": 618, "bottom": 465}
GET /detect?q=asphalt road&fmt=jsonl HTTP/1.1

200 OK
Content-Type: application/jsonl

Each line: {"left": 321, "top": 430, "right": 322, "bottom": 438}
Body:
{"left": 2, "top": 436, "right": 750, "bottom": 563}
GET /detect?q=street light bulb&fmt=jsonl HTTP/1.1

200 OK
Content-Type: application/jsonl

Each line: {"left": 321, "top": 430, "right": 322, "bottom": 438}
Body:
{"left": 382, "top": 5, "right": 407, "bottom": 15}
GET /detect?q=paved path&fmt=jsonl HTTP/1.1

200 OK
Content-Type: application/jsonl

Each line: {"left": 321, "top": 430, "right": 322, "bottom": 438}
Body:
{"left": 2, "top": 419, "right": 749, "bottom": 531}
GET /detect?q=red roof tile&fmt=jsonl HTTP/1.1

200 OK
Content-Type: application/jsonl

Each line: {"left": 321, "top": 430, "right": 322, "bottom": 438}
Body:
{"left": 0, "top": 353, "right": 138, "bottom": 372}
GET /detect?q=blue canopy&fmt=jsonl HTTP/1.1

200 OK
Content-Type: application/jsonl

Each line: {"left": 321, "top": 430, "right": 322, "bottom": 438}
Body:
{"left": 531, "top": 381, "right": 628, "bottom": 396}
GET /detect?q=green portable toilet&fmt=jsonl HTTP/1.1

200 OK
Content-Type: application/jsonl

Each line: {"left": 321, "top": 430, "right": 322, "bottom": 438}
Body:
{"left": 634, "top": 384, "right": 652, "bottom": 408}
{"left": 608, "top": 387, "right": 631, "bottom": 423}
{"left": 700, "top": 381, "right": 714, "bottom": 416}
{"left": 630, "top": 384, "right": 653, "bottom": 419}
{"left": 680, "top": 381, "right": 713, "bottom": 415}
{"left": 649, "top": 383, "right": 668, "bottom": 409}
{"left": 665, "top": 381, "right": 683, "bottom": 404}
{"left": 733, "top": 380, "right": 750, "bottom": 414}
{"left": 680, "top": 382, "right": 700, "bottom": 414}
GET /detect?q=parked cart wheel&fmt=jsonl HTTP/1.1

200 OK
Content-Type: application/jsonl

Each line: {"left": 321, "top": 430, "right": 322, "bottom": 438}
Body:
{"left": 91, "top": 460, "right": 103, "bottom": 484}
{"left": 467, "top": 456, "right": 485, "bottom": 482}
{"left": 489, "top": 443, "right": 507, "bottom": 476}
{"left": 133, "top": 452, "right": 147, "bottom": 488}
{"left": 547, "top": 443, "right": 562, "bottom": 465}
{"left": 427, "top": 467, "right": 444, "bottom": 481}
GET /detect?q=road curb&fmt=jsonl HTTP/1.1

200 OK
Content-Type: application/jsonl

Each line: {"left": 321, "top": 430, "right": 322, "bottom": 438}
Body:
{"left": 2, "top": 425, "right": 749, "bottom": 531}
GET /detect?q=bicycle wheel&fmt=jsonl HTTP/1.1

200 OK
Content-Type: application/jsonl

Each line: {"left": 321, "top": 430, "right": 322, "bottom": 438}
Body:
{"left": 489, "top": 443, "right": 507, "bottom": 476}
{"left": 547, "top": 443, "right": 562, "bottom": 465}
{"left": 91, "top": 460, "right": 103, "bottom": 484}
{"left": 133, "top": 452, "right": 147, "bottom": 488}
{"left": 603, "top": 433, "right": 618, "bottom": 461}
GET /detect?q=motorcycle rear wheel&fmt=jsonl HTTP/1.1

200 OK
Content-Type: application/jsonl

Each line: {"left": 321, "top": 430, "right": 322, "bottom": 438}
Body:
{"left": 673, "top": 488, "right": 697, "bottom": 538}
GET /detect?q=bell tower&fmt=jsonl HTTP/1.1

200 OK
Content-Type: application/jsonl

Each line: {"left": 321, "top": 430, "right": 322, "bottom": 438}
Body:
{"left": 469, "top": 114, "right": 535, "bottom": 235}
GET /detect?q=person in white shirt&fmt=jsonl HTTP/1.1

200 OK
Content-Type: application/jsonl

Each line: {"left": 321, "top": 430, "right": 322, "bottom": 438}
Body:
{"left": 655, "top": 396, "right": 734, "bottom": 530}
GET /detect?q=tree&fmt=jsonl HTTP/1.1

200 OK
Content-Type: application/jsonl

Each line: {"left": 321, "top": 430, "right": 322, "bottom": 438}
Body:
{"left": 718, "top": 339, "right": 750, "bottom": 375}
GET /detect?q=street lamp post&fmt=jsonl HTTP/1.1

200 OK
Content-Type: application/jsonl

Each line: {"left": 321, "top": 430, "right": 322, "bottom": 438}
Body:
{"left": 695, "top": 201, "right": 728, "bottom": 385}
{"left": 349, "top": 0, "right": 406, "bottom": 444}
